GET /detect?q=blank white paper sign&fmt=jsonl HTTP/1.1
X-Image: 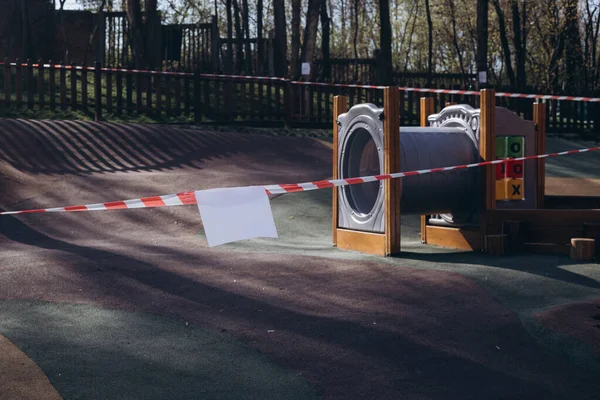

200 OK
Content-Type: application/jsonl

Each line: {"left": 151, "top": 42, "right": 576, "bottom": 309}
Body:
{"left": 195, "top": 186, "right": 278, "bottom": 247}
{"left": 301, "top": 62, "right": 311, "bottom": 75}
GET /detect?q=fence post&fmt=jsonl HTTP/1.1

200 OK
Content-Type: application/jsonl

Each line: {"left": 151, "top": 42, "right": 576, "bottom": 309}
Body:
{"left": 94, "top": 61, "right": 103, "bottom": 121}
{"left": 26, "top": 59, "right": 34, "bottom": 110}
{"left": 284, "top": 80, "right": 293, "bottom": 128}
{"left": 194, "top": 68, "right": 202, "bottom": 124}
{"left": 4, "top": 58, "right": 10, "bottom": 107}
{"left": 210, "top": 15, "right": 220, "bottom": 73}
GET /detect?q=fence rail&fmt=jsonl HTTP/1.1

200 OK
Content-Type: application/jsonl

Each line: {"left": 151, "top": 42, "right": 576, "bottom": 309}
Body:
{"left": 1, "top": 60, "right": 599, "bottom": 135}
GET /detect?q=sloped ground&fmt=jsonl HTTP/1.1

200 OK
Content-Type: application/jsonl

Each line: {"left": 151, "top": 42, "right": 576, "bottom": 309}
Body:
{"left": 0, "top": 118, "right": 599, "bottom": 400}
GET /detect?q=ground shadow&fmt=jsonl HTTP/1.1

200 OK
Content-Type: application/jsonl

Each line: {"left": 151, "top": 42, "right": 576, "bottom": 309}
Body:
{"left": 395, "top": 249, "right": 600, "bottom": 290}
{"left": 1, "top": 210, "right": 600, "bottom": 399}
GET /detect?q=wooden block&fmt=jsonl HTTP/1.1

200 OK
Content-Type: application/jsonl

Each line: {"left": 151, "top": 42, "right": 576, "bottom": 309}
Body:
{"left": 506, "top": 159, "right": 524, "bottom": 178}
{"left": 336, "top": 228, "right": 387, "bottom": 256}
{"left": 495, "top": 161, "right": 507, "bottom": 180}
{"left": 506, "top": 178, "right": 524, "bottom": 200}
{"left": 425, "top": 225, "right": 482, "bottom": 251}
{"left": 570, "top": 238, "right": 596, "bottom": 261}
{"left": 486, "top": 234, "right": 508, "bottom": 256}
{"left": 496, "top": 137, "right": 507, "bottom": 158}
{"left": 502, "top": 220, "right": 526, "bottom": 252}
{"left": 496, "top": 160, "right": 524, "bottom": 180}
{"left": 507, "top": 136, "right": 524, "bottom": 157}
{"left": 495, "top": 179, "right": 507, "bottom": 200}
{"left": 583, "top": 222, "right": 600, "bottom": 258}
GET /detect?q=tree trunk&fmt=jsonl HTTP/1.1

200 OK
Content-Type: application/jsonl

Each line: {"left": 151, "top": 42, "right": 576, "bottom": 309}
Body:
{"left": 378, "top": 0, "right": 393, "bottom": 85}
{"left": 144, "top": 0, "right": 159, "bottom": 69}
{"left": 424, "top": 0, "right": 433, "bottom": 86}
{"left": 232, "top": 0, "right": 244, "bottom": 73}
{"left": 20, "top": 0, "right": 33, "bottom": 60}
{"left": 353, "top": 0, "right": 359, "bottom": 81}
{"left": 256, "top": 0, "right": 264, "bottom": 74}
{"left": 564, "top": 0, "right": 584, "bottom": 92}
{"left": 448, "top": 0, "right": 466, "bottom": 81}
{"left": 511, "top": 0, "right": 526, "bottom": 90}
{"left": 290, "top": 0, "right": 301, "bottom": 79}
{"left": 242, "top": 0, "right": 252, "bottom": 74}
{"left": 301, "top": 0, "right": 321, "bottom": 75}
{"left": 126, "top": 0, "right": 147, "bottom": 68}
{"left": 404, "top": 1, "right": 419, "bottom": 72}
{"left": 273, "top": 0, "right": 287, "bottom": 77}
{"left": 492, "top": 0, "right": 516, "bottom": 88}
{"left": 320, "top": 0, "right": 331, "bottom": 81}
{"left": 226, "top": 0, "right": 233, "bottom": 74}
{"left": 547, "top": 0, "right": 564, "bottom": 92}
{"left": 477, "top": 0, "right": 489, "bottom": 88}
{"left": 57, "top": 0, "right": 69, "bottom": 63}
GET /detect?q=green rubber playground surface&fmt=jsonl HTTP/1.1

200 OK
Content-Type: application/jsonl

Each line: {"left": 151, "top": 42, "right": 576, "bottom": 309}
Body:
{"left": 0, "top": 120, "right": 598, "bottom": 399}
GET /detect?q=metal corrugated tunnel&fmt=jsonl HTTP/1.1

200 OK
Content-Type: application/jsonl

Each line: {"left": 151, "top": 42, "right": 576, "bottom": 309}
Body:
{"left": 337, "top": 103, "right": 482, "bottom": 233}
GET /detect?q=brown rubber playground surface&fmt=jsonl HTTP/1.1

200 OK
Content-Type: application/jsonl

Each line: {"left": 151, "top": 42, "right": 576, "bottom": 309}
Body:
{"left": 0, "top": 118, "right": 599, "bottom": 400}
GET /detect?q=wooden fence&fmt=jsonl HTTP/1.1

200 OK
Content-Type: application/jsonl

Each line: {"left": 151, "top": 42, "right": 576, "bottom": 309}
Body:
{"left": 0, "top": 60, "right": 598, "bottom": 135}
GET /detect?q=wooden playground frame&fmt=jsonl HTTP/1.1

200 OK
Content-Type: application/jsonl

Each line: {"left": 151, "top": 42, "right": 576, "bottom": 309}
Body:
{"left": 332, "top": 88, "right": 599, "bottom": 260}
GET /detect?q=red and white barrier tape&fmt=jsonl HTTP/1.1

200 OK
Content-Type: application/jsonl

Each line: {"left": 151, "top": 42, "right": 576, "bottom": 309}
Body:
{"left": 3, "top": 62, "right": 600, "bottom": 103}
{"left": 1, "top": 146, "right": 598, "bottom": 216}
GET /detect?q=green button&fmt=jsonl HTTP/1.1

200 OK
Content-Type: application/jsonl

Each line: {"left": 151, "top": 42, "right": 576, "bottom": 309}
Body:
{"left": 507, "top": 137, "right": 524, "bottom": 157}
{"left": 496, "top": 137, "right": 507, "bottom": 158}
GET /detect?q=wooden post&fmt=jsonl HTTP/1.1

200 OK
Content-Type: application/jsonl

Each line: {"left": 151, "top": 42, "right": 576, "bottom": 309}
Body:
{"left": 26, "top": 59, "right": 34, "bottom": 110}
{"left": 480, "top": 89, "right": 496, "bottom": 249}
{"left": 332, "top": 95, "right": 348, "bottom": 247}
{"left": 384, "top": 87, "right": 402, "bottom": 255}
{"left": 533, "top": 102, "right": 546, "bottom": 209}
{"left": 37, "top": 59, "right": 44, "bottom": 109}
{"left": 81, "top": 62, "right": 88, "bottom": 113}
{"left": 59, "top": 61, "right": 66, "bottom": 111}
{"left": 210, "top": 15, "right": 220, "bottom": 73}
{"left": 486, "top": 234, "right": 507, "bottom": 256}
{"left": 419, "top": 96, "right": 435, "bottom": 243}
{"left": 284, "top": 81, "right": 293, "bottom": 128}
{"left": 583, "top": 222, "right": 600, "bottom": 258}
{"left": 49, "top": 61, "right": 55, "bottom": 111}
{"left": 3, "top": 58, "right": 10, "bottom": 107}
{"left": 194, "top": 68, "right": 201, "bottom": 124}
{"left": 502, "top": 220, "right": 526, "bottom": 252}
{"left": 70, "top": 62, "right": 77, "bottom": 109}
{"left": 420, "top": 97, "right": 434, "bottom": 127}
{"left": 94, "top": 61, "right": 103, "bottom": 121}
{"left": 96, "top": 11, "right": 106, "bottom": 66}
{"left": 570, "top": 238, "right": 595, "bottom": 261}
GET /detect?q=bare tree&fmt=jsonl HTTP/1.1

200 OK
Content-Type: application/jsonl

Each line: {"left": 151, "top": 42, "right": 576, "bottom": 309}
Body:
{"left": 273, "top": 0, "right": 287, "bottom": 77}
{"left": 290, "top": 0, "right": 301, "bottom": 78}
{"left": 232, "top": 0, "right": 244, "bottom": 72}
{"left": 424, "top": 0, "right": 433, "bottom": 85}
{"left": 256, "top": 0, "right": 264, "bottom": 74}
{"left": 20, "top": 0, "right": 34, "bottom": 60}
{"left": 492, "top": 0, "right": 516, "bottom": 88}
{"left": 301, "top": 0, "right": 321, "bottom": 77}
{"left": 448, "top": 0, "right": 466, "bottom": 79}
{"left": 378, "top": 0, "right": 392, "bottom": 84}
{"left": 242, "top": 0, "right": 252, "bottom": 73}
{"left": 320, "top": 0, "right": 331, "bottom": 81}
{"left": 225, "top": 0, "right": 233, "bottom": 73}
{"left": 511, "top": 0, "right": 526, "bottom": 90}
